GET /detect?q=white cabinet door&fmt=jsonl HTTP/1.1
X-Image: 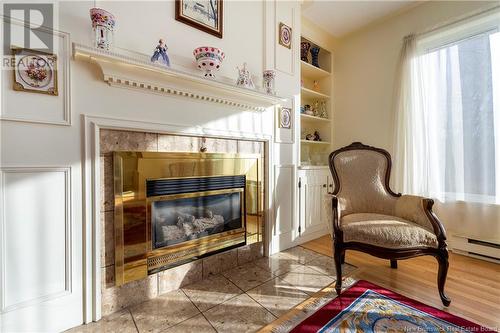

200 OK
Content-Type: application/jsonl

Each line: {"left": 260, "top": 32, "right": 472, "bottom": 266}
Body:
{"left": 297, "top": 169, "right": 330, "bottom": 243}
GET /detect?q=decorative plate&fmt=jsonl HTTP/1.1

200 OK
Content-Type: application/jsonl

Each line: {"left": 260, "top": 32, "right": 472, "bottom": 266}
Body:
{"left": 18, "top": 55, "right": 53, "bottom": 88}
{"left": 279, "top": 107, "right": 291, "bottom": 129}
{"left": 12, "top": 47, "right": 58, "bottom": 96}
{"left": 279, "top": 22, "right": 292, "bottom": 49}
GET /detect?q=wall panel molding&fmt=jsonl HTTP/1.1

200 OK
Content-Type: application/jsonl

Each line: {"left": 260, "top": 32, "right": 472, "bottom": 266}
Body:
{"left": 273, "top": 1, "right": 297, "bottom": 75}
{"left": 0, "top": 18, "right": 71, "bottom": 126}
{"left": 273, "top": 164, "right": 296, "bottom": 237}
{"left": 0, "top": 166, "right": 72, "bottom": 313}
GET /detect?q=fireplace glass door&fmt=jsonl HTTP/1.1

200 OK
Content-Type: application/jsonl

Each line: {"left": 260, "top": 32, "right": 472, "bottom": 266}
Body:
{"left": 150, "top": 189, "right": 244, "bottom": 249}
{"left": 113, "top": 152, "right": 260, "bottom": 286}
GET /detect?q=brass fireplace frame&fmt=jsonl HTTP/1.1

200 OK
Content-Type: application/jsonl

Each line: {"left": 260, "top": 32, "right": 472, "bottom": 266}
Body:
{"left": 113, "top": 152, "right": 263, "bottom": 286}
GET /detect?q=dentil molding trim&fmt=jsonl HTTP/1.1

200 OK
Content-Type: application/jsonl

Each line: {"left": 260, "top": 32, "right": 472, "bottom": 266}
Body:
{"left": 73, "top": 44, "right": 285, "bottom": 112}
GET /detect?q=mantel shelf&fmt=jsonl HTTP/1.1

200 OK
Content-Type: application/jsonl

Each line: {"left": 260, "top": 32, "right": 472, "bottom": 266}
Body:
{"left": 73, "top": 43, "right": 285, "bottom": 111}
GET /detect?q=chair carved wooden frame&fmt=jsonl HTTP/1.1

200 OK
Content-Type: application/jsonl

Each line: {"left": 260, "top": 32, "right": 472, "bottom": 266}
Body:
{"left": 329, "top": 142, "right": 451, "bottom": 306}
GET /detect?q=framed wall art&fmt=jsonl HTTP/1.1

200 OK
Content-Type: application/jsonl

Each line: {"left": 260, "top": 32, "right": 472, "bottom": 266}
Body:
{"left": 175, "top": 0, "right": 223, "bottom": 38}
{"left": 12, "top": 47, "right": 58, "bottom": 96}
{"left": 279, "top": 107, "right": 292, "bottom": 129}
{"left": 278, "top": 22, "right": 292, "bottom": 49}
{"left": 275, "top": 103, "right": 295, "bottom": 144}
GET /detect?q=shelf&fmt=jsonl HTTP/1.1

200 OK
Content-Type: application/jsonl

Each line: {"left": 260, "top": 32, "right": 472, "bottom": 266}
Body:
{"left": 299, "top": 165, "right": 330, "bottom": 170}
{"left": 301, "top": 140, "right": 331, "bottom": 145}
{"left": 300, "top": 87, "right": 330, "bottom": 100}
{"left": 300, "top": 61, "right": 330, "bottom": 79}
{"left": 300, "top": 114, "right": 331, "bottom": 123}
{"left": 73, "top": 43, "right": 285, "bottom": 111}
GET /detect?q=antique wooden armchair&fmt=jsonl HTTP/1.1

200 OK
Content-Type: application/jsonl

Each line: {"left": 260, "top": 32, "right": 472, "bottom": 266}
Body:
{"left": 329, "top": 142, "right": 450, "bottom": 306}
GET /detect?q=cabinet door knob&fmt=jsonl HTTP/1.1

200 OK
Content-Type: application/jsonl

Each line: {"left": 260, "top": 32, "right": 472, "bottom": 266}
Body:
{"left": 323, "top": 184, "right": 327, "bottom": 188}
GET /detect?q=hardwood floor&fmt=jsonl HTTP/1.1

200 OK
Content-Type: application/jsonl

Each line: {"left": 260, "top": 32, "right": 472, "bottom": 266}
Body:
{"left": 301, "top": 235, "right": 500, "bottom": 330}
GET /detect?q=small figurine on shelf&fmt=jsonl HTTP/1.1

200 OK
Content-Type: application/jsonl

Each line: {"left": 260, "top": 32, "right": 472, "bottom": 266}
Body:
{"left": 306, "top": 133, "right": 314, "bottom": 141}
{"left": 151, "top": 39, "right": 170, "bottom": 67}
{"left": 319, "top": 101, "right": 328, "bottom": 118}
{"left": 300, "top": 106, "right": 305, "bottom": 114}
{"left": 313, "top": 100, "right": 319, "bottom": 116}
{"left": 313, "top": 80, "right": 320, "bottom": 91}
{"left": 304, "top": 104, "right": 314, "bottom": 116}
{"left": 236, "top": 63, "right": 255, "bottom": 89}
{"left": 313, "top": 131, "right": 321, "bottom": 141}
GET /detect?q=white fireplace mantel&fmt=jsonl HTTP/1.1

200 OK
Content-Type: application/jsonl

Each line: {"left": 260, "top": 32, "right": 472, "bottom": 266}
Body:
{"left": 73, "top": 43, "right": 285, "bottom": 111}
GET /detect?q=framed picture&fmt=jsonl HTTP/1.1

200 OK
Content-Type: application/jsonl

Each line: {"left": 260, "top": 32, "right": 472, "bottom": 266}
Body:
{"left": 275, "top": 101, "right": 296, "bottom": 144}
{"left": 278, "top": 22, "right": 292, "bottom": 49}
{"left": 12, "top": 47, "right": 58, "bottom": 96}
{"left": 278, "top": 107, "right": 292, "bottom": 129}
{"left": 175, "top": 0, "right": 223, "bottom": 38}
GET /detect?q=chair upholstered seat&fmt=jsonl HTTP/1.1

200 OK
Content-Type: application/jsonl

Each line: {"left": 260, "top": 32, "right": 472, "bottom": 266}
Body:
{"left": 341, "top": 213, "right": 439, "bottom": 249}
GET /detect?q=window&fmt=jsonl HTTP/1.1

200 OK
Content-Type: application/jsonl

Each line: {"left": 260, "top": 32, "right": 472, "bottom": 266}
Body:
{"left": 409, "top": 10, "right": 500, "bottom": 204}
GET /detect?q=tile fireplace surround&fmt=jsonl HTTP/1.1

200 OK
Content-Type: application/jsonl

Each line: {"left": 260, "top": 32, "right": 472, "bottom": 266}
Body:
{"left": 100, "top": 129, "right": 265, "bottom": 316}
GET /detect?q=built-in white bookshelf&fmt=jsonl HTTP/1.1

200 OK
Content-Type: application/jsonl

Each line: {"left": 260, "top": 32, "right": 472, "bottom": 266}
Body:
{"left": 299, "top": 36, "right": 333, "bottom": 167}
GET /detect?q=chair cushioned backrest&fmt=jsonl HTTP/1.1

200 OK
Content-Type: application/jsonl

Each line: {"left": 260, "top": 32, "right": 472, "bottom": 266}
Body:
{"left": 334, "top": 149, "right": 397, "bottom": 216}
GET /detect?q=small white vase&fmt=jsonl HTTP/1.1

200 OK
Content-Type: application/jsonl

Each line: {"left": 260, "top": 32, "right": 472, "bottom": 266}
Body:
{"left": 263, "top": 70, "right": 276, "bottom": 95}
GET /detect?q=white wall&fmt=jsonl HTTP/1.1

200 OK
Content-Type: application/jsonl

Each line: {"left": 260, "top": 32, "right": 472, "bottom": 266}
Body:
{"left": 0, "top": 1, "right": 301, "bottom": 331}
{"left": 334, "top": 1, "right": 500, "bottom": 241}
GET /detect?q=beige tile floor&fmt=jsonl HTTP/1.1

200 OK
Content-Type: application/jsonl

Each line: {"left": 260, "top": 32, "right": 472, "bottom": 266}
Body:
{"left": 68, "top": 247, "right": 356, "bottom": 333}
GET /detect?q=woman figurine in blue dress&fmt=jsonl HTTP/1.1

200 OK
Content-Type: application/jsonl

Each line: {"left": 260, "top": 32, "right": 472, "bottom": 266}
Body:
{"left": 151, "top": 38, "right": 170, "bottom": 67}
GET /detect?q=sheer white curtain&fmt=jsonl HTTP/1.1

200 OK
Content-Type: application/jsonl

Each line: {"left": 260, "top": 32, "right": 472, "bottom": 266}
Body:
{"left": 393, "top": 34, "right": 428, "bottom": 196}
{"left": 393, "top": 20, "right": 500, "bottom": 204}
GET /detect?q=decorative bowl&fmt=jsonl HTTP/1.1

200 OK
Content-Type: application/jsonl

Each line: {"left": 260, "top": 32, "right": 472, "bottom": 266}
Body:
{"left": 90, "top": 8, "right": 116, "bottom": 30}
{"left": 193, "top": 47, "right": 225, "bottom": 79}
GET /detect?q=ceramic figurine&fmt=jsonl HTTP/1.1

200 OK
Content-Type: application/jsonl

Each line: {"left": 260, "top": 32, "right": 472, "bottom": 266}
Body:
{"left": 90, "top": 8, "right": 116, "bottom": 50}
{"left": 151, "top": 39, "right": 170, "bottom": 67}
{"left": 263, "top": 69, "right": 276, "bottom": 95}
{"left": 300, "top": 106, "right": 305, "bottom": 114}
{"left": 236, "top": 63, "right": 255, "bottom": 89}
{"left": 313, "top": 100, "right": 319, "bottom": 116}
{"left": 310, "top": 46, "right": 320, "bottom": 67}
{"left": 304, "top": 104, "right": 314, "bottom": 116}
{"left": 313, "top": 131, "right": 321, "bottom": 141}
{"left": 300, "top": 41, "right": 311, "bottom": 62}
{"left": 313, "top": 80, "right": 320, "bottom": 91}
{"left": 319, "top": 101, "right": 328, "bottom": 118}
{"left": 306, "top": 133, "right": 314, "bottom": 141}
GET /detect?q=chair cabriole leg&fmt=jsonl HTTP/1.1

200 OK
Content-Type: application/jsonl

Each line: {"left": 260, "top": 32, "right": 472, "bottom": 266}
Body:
{"left": 437, "top": 249, "right": 451, "bottom": 306}
{"left": 334, "top": 243, "right": 343, "bottom": 296}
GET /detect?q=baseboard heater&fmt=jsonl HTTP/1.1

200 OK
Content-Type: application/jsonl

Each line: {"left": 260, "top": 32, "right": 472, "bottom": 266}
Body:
{"left": 449, "top": 234, "right": 500, "bottom": 264}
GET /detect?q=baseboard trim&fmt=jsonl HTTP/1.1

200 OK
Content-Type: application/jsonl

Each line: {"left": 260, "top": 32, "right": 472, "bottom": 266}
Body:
{"left": 449, "top": 234, "right": 500, "bottom": 263}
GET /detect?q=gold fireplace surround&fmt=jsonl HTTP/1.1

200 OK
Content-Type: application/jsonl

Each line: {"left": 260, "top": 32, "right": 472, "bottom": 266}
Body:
{"left": 113, "top": 152, "right": 263, "bottom": 286}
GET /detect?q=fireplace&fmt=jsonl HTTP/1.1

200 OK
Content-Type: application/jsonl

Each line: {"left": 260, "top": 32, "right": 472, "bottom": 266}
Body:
{"left": 113, "top": 152, "right": 263, "bottom": 286}
{"left": 148, "top": 175, "right": 246, "bottom": 249}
